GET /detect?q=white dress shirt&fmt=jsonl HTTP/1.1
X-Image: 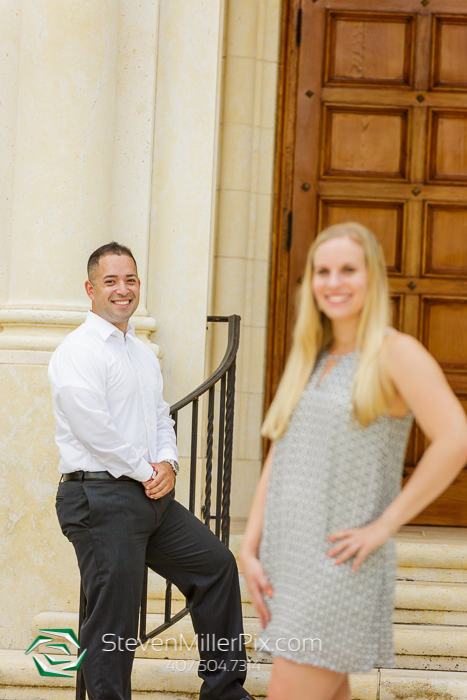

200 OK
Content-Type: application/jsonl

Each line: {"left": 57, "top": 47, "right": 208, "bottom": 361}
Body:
{"left": 48, "top": 311, "right": 178, "bottom": 482}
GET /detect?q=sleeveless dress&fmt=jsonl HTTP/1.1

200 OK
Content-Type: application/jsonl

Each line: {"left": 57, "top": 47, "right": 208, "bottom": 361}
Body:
{"left": 259, "top": 350, "right": 413, "bottom": 673}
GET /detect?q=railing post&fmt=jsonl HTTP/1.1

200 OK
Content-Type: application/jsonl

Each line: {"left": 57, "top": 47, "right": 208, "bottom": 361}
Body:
{"left": 204, "top": 386, "right": 215, "bottom": 526}
{"left": 75, "top": 583, "right": 87, "bottom": 700}
{"left": 139, "top": 566, "right": 148, "bottom": 642}
{"left": 215, "top": 374, "right": 226, "bottom": 538}
{"left": 189, "top": 398, "right": 199, "bottom": 514}
{"left": 221, "top": 357, "right": 236, "bottom": 547}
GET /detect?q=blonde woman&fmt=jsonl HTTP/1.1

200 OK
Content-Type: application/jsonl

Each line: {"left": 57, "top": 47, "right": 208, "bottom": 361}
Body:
{"left": 240, "top": 223, "right": 467, "bottom": 700}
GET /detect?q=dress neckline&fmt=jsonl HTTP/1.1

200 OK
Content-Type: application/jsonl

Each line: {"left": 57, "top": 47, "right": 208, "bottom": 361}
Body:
{"left": 324, "top": 348, "right": 356, "bottom": 360}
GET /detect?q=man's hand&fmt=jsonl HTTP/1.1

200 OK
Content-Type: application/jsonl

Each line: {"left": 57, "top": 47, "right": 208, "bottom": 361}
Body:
{"left": 143, "top": 462, "right": 175, "bottom": 500}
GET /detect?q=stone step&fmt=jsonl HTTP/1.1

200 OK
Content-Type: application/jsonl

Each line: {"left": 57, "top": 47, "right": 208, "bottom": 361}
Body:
{"left": 31, "top": 613, "right": 467, "bottom": 670}
{"left": 395, "top": 526, "right": 467, "bottom": 569}
{"left": 396, "top": 580, "right": 467, "bottom": 610}
{"left": 147, "top": 572, "right": 467, "bottom": 622}
{"left": 3, "top": 649, "right": 467, "bottom": 700}
{"left": 394, "top": 579, "right": 467, "bottom": 626}
{"left": 147, "top": 572, "right": 256, "bottom": 617}
{"left": 394, "top": 623, "right": 467, "bottom": 671}
{"left": 397, "top": 566, "right": 467, "bottom": 583}
{"left": 394, "top": 608, "right": 467, "bottom": 626}
{"left": 31, "top": 611, "right": 261, "bottom": 661}
{"left": 231, "top": 528, "right": 467, "bottom": 572}
{"left": 145, "top": 527, "right": 467, "bottom": 620}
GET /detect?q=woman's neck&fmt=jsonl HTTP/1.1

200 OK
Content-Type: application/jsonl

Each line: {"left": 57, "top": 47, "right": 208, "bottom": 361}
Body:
{"left": 328, "top": 317, "right": 359, "bottom": 355}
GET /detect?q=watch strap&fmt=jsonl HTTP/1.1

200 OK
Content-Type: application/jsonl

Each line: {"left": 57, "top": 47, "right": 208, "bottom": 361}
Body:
{"left": 164, "top": 459, "right": 179, "bottom": 475}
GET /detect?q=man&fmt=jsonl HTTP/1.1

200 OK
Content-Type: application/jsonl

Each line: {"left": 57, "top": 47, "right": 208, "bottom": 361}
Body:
{"left": 49, "top": 242, "right": 252, "bottom": 700}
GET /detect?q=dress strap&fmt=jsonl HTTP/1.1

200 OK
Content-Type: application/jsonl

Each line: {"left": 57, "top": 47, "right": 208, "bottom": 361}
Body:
{"left": 384, "top": 328, "right": 398, "bottom": 336}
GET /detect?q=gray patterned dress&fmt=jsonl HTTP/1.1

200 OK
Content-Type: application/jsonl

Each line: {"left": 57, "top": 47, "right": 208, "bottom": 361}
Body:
{"left": 259, "top": 350, "right": 413, "bottom": 673}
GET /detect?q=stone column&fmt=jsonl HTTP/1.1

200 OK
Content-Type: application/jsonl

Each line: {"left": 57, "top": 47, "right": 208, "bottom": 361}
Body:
{"left": 0, "top": 0, "right": 154, "bottom": 651}
{"left": 0, "top": 0, "right": 156, "bottom": 352}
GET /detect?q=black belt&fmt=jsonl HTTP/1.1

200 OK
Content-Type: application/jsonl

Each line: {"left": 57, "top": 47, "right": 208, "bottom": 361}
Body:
{"left": 62, "top": 471, "right": 135, "bottom": 482}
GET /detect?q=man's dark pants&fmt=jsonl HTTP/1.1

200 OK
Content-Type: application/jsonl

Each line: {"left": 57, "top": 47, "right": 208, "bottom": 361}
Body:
{"left": 55, "top": 478, "right": 247, "bottom": 700}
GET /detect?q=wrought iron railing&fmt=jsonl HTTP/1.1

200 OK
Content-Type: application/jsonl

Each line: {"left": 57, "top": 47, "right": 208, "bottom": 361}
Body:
{"left": 76, "top": 315, "right": 241, "bottom": 699}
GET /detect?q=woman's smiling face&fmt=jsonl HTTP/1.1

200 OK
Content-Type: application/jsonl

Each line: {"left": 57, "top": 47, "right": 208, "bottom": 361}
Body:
{"left": 312, "top": 236, "right": 369, "bottom": 323}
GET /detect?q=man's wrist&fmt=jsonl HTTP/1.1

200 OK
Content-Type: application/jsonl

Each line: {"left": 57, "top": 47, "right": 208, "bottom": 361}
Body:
{"left": 163, "top": 459, "right": 179, "bottom": 476}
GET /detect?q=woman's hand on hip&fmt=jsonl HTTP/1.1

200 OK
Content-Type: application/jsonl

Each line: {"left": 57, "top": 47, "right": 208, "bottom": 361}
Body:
{"left": 239, "top": 552, "right": 273, "bottom": 629}
{"left": 326, "top": 517, "right": 391, "bottom": 572}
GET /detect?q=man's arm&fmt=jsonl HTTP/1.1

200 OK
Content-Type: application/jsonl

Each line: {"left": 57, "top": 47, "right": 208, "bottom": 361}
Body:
{"left": 144, "top": 359, "right": 179, "bottom": 499}
{"left": 153, "top": 359, "right": 179, "bottom": 464}
{"left": 50, "top": 345, "right": 153, "bottom": 482}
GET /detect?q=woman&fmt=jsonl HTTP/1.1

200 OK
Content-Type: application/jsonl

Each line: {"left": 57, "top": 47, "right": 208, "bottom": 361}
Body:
{"left": 239, "top": 223, "right": 467, "bottom": 700}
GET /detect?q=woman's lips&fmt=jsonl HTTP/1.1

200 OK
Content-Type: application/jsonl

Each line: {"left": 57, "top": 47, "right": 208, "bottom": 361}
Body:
{"left": 324, "top": 294, "right": 350, "bottom": 305}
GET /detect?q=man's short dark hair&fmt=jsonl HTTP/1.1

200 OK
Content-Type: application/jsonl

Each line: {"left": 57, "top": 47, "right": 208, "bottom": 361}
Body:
{"left": 87, "top": 242, "right": 137, "bottom": 282}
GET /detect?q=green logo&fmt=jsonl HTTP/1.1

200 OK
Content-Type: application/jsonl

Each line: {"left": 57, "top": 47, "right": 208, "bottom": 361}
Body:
{"left": 25, "top": 628, "right": 87, "bottom": 678}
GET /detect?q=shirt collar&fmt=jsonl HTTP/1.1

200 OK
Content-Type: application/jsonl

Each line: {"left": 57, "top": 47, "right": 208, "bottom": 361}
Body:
{"left": 85, "top": 310, "right": 135, "bottom": 342}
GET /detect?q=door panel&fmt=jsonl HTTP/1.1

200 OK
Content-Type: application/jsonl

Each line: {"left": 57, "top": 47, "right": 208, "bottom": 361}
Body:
{"left": 322, "top": 105, "right": 410, "bottom": 179}
{"left": 319, "top": 198, "right": 405, "bottom": 273}
{"left": 269, "top": 0, "right": 467, "bottom": 525}
{"left": 428, "top": 110, "right": 467, "bottom": 182}
{"left": 325, "top": 12, "right": 415, "bottom": 87}
{"left": 421, "top": 298, "right": 467, "bottom": 368}
{"left": 423, "top": 203, "right": 467, "bottom": 276}
{"left": 432, "top": 15, "right": 467, "bottom": 90}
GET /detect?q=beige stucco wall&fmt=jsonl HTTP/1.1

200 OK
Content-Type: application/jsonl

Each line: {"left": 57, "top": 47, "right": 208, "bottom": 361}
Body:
{"left": 210, "top": 0, "right": 281, "bottom": 529}
{"left": 0, "top": 0, "right": 282, "bottom": 650}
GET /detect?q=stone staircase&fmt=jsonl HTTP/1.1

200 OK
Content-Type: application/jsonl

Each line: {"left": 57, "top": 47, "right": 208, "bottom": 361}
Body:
{"left": 1, "top": 526, "right": 467, "bottom": 699}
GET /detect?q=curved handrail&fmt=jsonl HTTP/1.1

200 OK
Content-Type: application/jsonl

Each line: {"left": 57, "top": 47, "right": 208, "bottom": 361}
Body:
{"left": 170, "top": 315, "right": 241, "bottom": 414}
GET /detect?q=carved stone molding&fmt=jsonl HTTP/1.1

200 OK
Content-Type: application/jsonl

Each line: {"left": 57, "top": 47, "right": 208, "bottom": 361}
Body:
{"left": 0, "top": 309, "right": 160, "bottom": 354}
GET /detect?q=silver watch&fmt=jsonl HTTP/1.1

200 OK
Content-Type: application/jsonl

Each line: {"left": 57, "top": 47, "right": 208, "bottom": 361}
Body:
{"left": 164, "top": 459, "right": 179, "bottom": 475}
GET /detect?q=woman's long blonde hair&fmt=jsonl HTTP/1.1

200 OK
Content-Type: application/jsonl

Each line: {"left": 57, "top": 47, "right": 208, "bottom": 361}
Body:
{"left": 262, "top": 222, "right": 394, "bottom": 441}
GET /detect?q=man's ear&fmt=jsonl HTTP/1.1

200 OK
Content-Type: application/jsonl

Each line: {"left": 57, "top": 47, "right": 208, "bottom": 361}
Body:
{"left": 84, "top": 280, "right": 95, "bottom": 301}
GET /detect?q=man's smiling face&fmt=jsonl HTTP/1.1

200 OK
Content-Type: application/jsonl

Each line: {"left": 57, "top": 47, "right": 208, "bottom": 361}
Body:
{"left": 84, "top": 253, "right": 140, "bottom": 332}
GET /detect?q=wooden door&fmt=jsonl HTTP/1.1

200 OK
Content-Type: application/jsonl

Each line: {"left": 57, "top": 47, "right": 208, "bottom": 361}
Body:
{"left": 268, "top": 0, "right": 467, "bottom": 525}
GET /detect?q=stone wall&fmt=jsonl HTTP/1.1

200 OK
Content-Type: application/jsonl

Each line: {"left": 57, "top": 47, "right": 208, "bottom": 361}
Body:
{"left": 0, "top": 0, "right": 282, "bottom": 649}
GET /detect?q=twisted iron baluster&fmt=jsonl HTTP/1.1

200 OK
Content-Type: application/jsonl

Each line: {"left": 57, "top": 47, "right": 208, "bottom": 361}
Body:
{"left": 221, "top": 359, "right": 236, "bottom": 547}
{"left": 216, "top": 375, "right": 226, "bottom": 538}
{"left": 204, "top": 386, "right": 215, "bottom": 526}
{"left": 189, "top": 398, "right": 199, "bottom": 514}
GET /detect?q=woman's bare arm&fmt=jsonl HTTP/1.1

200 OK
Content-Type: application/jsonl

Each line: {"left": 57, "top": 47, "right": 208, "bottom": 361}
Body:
{"left": 328, "top": 333, "right": 467, "bottom": 570}
{"left": 239, "top": 444, "right": 275, "bottom": 627}
{"left": 382, "top": 332, "right": 467, "bottom": 529}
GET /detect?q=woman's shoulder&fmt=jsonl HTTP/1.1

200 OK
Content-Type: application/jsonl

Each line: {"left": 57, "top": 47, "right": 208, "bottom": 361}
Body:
{"left": 383, "top": 328, "right": 424, "bottom": 353}
{"left": 381, "top": 329, "right": 436, "bottom": 376}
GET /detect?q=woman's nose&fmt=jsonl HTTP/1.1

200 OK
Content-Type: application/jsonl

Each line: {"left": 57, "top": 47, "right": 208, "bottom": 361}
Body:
{"left": 327, "top": 271, "right": 342, "bottom": 288}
